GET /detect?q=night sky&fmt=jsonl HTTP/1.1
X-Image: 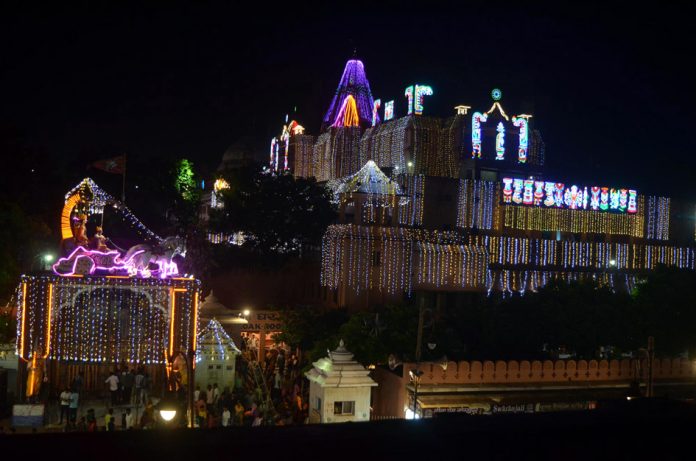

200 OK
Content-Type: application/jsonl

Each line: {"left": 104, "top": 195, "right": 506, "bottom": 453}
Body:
{"left": 2, "top": 3, "right": 695, "bottom": 199}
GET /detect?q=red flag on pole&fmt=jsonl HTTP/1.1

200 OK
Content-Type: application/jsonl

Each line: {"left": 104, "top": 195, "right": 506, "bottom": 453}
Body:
{"left": 91, "top": 155, "right": 126, "bottom": 174}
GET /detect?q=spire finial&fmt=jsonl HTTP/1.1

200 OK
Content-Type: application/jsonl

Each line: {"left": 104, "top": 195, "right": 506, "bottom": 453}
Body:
{"left": 353, "top": 47, "right": 357, "bottom": 58}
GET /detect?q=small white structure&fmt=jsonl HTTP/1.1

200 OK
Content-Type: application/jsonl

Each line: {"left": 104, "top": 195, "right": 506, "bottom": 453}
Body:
{"left": 196, "top": 319, "right": 241, "bottom": 393}
{"left": 305, "top": 340, "right": 377, "bottom": 423}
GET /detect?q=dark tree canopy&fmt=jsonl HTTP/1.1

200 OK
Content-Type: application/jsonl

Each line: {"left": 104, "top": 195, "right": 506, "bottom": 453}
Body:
{"left": 279, "top": 267, "right": 696, "bottom": 368}
{"left": 210, "top": 163, "right": 336, "bottom": 256}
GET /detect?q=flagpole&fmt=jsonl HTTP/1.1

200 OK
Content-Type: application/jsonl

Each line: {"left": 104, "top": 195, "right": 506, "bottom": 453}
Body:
{"left": 122, "top": 154, "right": 127, "bottom": 204}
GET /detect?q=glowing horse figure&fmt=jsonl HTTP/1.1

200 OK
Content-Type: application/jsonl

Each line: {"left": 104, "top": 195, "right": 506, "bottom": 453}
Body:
{"left": 121, "top": 236, "right": 186, "bottom": 278}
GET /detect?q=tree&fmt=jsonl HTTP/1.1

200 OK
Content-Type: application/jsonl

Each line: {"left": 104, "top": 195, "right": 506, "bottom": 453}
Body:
{"left": 0, "top": 197, "right": 52, "bottom": 304}
{"left": 0, "top": 312, "right": 16, "bottom": 343}
{"left": 631, "top": 266, "right": 696, "bottom": 356}
{"left": 276, "top": 303, "right": 420, "bottom": 368}
{"left": 210, "top": 163, "right": 336, "bottom": 257}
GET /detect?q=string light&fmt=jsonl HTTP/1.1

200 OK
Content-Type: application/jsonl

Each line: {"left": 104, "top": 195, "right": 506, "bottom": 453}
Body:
{"left": 456, "top": 180, "right": 496, "bottom": 229}
{"left": 645, "top": 196, "right": 670, "bottom": 240}
{"left": 64, "top": 178, "right": 162, "bottom": 244}
{"left": 502, "top": 204, "right": 645, "bottom": 237}
{"left": 17, "top": 275, "right": 200, "bottom": 364}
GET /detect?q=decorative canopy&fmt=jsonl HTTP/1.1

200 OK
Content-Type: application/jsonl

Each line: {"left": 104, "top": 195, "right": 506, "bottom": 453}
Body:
{"left": 322, "top": 59, "right": 375, "bottom": 130}
{"left": 326, "top": 160, "right": 405, "bottom": 202}
{"left": 196, "top": 318, "right": 241, "bottom": 363}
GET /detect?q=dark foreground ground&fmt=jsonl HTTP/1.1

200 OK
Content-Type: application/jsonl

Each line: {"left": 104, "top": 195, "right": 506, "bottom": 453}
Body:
{"left": 1, "top": 398, "right": 694, "bottom": 460}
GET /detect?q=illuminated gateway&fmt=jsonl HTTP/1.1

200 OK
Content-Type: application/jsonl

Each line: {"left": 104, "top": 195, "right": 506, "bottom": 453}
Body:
{"left": 271, "top": 58, "right": 693, "bottom": 310}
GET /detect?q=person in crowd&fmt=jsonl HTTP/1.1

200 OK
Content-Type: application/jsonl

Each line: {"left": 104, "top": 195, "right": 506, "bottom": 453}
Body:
{"left": 221, "top": 406, "right": 231, "bottom": 427}
{"left": 39, "top": 375, "right": 50, "bottom": 404}
{"left": 59, "top": 387, "right": 71, "bottom": 425}
{"left": 141, "top": 372, "right": 151, "bottom": 406}
{"left": 69, "top": 388, "right": 80, "bottom": 426}
{"left": 140, "top": 399, "right": 154, "bottom": 429}
{"left": 86, "top": 408, "right": 97, "bottom": 432}
{"left": 272, "top": 370, "right": 282, "bottom": 403}
{"left": 212, "top": 383, "right": 220, "bottom": 406}
{"left": 121, "top": 368, "right": 134, "bottom": 405}
{"left": 125, "top": 408, "right": 134, "bottom": 429}
{"left": 76, "top": 416, "right": 87, "bottom": 431}
{"left": 196, "top": 394, "right": 207, "bottom": 428}
{"left": 105, "top": 408, "right": 115, "bottom": 431}
{"left": 234, "top": 400, "right": 244, "bottom": 426}
{"left": 277, "top": 350, "right": 285, "bottom": 377}
{"left": 206, "top": 384, "right": 214, "bottom": 407}
{"left": 194, "top": 385, "right": 200, "bottom": 403}
{"left": 134, "top": 367, "right": 144, "bottom": 405}
{"left": 105, "top": 370, "right": 119, "bottom": 406}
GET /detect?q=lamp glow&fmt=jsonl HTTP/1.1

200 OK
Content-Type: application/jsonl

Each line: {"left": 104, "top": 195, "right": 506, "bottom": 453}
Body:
{"left": 159, "top": 410, "right": 177, "bottom": 422}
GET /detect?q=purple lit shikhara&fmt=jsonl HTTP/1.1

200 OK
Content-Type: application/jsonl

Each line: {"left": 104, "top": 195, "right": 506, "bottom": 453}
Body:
{"left": 323, "top": 59, "right": 375, "bottom": 129}
{"left": 53, "top": 236, "right": 185, "bottom": 279}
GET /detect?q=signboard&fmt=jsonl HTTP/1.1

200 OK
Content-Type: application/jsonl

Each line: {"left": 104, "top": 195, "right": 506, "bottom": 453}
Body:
{"left": 502, "top": 177, "right": 638, "bottom": 214}
{"left": 238, "top": 311, "right": 283, "bottom": 332}
{"left": 12, "top": 404, "right": 45, "bottom": 427}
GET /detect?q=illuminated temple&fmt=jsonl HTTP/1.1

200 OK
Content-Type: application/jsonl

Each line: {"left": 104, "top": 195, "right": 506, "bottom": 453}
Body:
{"left": 270, "top": 58, "right": 694, "bottom": 310}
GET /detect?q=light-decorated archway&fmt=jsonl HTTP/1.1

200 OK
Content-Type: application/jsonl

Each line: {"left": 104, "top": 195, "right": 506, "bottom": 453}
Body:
{"left": 17, "top": 275, "right": 200, "bottom": 365}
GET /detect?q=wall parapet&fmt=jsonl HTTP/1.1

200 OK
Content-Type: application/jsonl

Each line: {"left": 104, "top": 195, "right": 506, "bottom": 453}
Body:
{"left": 402, "top": 358, "right": 696, "bottom": 386}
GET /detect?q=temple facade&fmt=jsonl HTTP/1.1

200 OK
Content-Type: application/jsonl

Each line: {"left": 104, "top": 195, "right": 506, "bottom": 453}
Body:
{"left": 267, "top": 58, "right": 695, "bottom": 310}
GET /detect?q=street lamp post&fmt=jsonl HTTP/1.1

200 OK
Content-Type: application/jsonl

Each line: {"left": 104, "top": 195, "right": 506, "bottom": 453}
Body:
{"left": 187, "top": 348, "right": 195, "bottom": 428}
{"left": 409, "top": 368, "right": 424, "bottom": 419}
{"left": 409, "top": 297, "right": 427, "bottom": 419}
{"left": 32, "top": 253, "right": 55, "bottom": 271}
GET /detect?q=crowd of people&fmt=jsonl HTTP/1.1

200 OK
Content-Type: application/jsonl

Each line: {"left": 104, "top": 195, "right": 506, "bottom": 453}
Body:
{"left": 20, "top": 342, "right": 311, "bottom": 432}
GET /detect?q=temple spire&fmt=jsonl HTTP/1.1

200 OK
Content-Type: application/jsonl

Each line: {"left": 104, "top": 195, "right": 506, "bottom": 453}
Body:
{"left": 322, "top": 58, "right": 375, "bottom": 131}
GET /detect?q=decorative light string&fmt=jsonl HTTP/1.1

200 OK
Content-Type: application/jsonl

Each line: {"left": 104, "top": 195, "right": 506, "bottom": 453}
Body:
{"left": 17, "top": 275, "right": 200, "bottom": 365}
{"left": 645, "top": 196, "right": 670, "bottom": 240}
{"left": 456, "top": 179, "right": 496, "bottom": 229}
{"left": 397, "top": 174, "right": 425, "bottom": 226}
{"left": 502, "top": 203, "right": 645, "bottom": 237}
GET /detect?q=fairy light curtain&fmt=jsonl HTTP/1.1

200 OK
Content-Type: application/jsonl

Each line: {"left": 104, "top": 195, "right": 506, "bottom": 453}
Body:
{"left": 359, "top": 117, "right": 410, "bottom": 171}
{"left": 321, "top": 225, "right": 489, "bottom": 295}
{"left": 16, "top": 275, "right": 200, "bottom": 364}
{"left": 312, "top": 127, "right": 362, "bottom": 181}
{"left": 456, "top": 180, "right": 497, "bottom": 230}
{"left": 397, "top": 174, "right": 425, "bottom": 227}
{"left": 502, "top": 204, "right": 646, "bottom": 237}
{"left": 645, "top": 196, "right": 670, "bottom": 241}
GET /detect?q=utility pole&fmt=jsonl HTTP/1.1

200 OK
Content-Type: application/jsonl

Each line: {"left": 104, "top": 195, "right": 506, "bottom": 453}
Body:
{"left": 646, "top": 336, "right": 655, "bottom": 398}
{"left": 411, "top": 296, "right": 426, "bottom": 419}
{"left": 415, "top": 296, "right": 425, "bottom": 363}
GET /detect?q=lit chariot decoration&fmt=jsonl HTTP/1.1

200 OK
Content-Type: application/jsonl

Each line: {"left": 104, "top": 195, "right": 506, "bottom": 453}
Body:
{"left": 54, "top": 178, "right": 186, "bottom": 278}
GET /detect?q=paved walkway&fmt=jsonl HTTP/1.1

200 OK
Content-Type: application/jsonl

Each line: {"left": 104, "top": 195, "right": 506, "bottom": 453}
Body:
{"left": 1, "top": 396, "right": 161, "bottom": 433}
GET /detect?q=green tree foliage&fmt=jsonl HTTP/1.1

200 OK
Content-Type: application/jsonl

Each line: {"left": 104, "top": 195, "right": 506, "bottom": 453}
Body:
{"left": 0, "top": 198, "right": 52, "bottom": 304}
{"left": 171, "top": 158, "right": 201, "bottom": 231}
{"left": 631, "top": 266, "right": 696, "bottom": 356}
{"left": 210, "top": 163, "right": 336, "bottom": 256}
{"left": 472, "top": 280, "right": 635, "bottom": 360}
{"left": 280, "top": 268, "right": 696, "bottom": 368}
{"left": 276, "top": 304, "right": 419, "bottom": 368}
{"left": 0, "top": 312, "right": 17, "bottom": 343}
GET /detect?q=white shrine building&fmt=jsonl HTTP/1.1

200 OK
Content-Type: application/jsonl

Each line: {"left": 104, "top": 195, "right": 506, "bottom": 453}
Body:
{"left": 305, "top": 340, "right": 378, "bottom": 423}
